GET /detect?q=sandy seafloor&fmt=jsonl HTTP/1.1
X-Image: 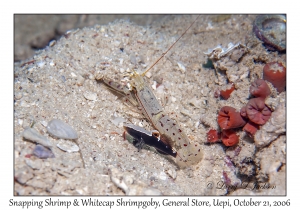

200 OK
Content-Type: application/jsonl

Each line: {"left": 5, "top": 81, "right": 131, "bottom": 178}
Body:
{"left": 14, "top": 15, "right": 286, "bottom": 195}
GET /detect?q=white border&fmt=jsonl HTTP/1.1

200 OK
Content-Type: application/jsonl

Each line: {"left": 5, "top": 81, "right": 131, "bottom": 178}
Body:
{"left": 2, "top": 0, "right": 298, "bottom": 209}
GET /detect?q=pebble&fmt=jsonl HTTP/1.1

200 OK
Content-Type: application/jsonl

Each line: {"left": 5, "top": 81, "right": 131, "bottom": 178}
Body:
{"left": 26, "top": 179, "right": 47, "bottom": 189}
{"left": 22, "top": 127, "right": 52, "bottom": 148}
{"left": 37, "top": 61, "right": 45, "bottom": 68}
{"left": 15, "top": 92, "right": 23, "bottom": 100}
{"left": 156, "top": 85, "right": 165, "bottom": 94}
{"left": 110, "top": 115, "right": 126, "bottom": 127}
{"left": 71, "top": 72, "right": 77, "bottom": 77}
{"left": 158, "top": 171, "right": 167, "bottom": 180}
{"left": 47, "top": 119, "right": 78, "bottom": 139}
{"left": 56, "top": 140, "right": 80, "bottom": 153}
{"left": 145, "top": 71, "right": 152, "bottom": 78}
{"left": 33, "top": 144, "right": 55, "bottom": 159}
{"left": 254, "top": 102, "right": 286, "bottom": 148}
{"left": 124, "top": 174, "right": 134, "bottom": 185}
{"left": 20, "top": 100, "right": 30, "bottom": 107}
{"left": 14, "top": 185, "right": 34, "bottom": 196}
{"left": 40, "top": 121, "right": 48, "bottom": 127}
{"left": 143, "top": 188, "right": 162, "bottom": 195}
{"left": 151, "top": 81, "right": 157, "bottom": 90}
{"left": 167, "top": 169, "right": 177, "bottom": 179}
{"left": 49, "top": 40, "right": 56, "bottom": 47}
{"left": 25, "top": 159, "right": 43, "bottom": 170}
{"left": 110, "top": 167, "right": 129, "bottom": 194}
{"left": 177, "top": 62, "right": 186, "bottom": 73}
{"left": 15, "top": 166, "right": 34, "bottom": 184}
{"left": 76, "top": 75, "right": 85, "bottom": 86}
{"left": 83, "top": 92, "right": 97, "bottom": 101}
{"left": 114, "top": 40, "right": 121, "bottom": 47}
{"left": 130, "top": 54, "right": 137, "bottom": 65}
{"left": 76, "top": 189, "right": 84, "bottom": 195}
{"left": 18, "top": 119, "right": 23, "bottom": 125}
{"left": 171, "top": 96, "right": 177, "bottom": 103}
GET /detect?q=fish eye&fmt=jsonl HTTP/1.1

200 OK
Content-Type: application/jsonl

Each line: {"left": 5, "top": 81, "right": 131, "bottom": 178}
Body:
{"left": 151, "top": 130, "right": 160, "bottom": 138}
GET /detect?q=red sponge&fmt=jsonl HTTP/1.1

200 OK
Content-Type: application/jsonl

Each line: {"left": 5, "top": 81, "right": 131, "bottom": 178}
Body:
{"left": 222, "top": 129, "right": 239, "bottom": 146}
{"left": 246, "top": 98, "right": 272, "bottom": 125}
{"left": 218, "top": 106, "right": 247, "bottom": 130}
{"left": 250, "top": 79, "right": 271, "bottom": 99}
{"left": 263, "top": 62, "right": 286, "bottom": 93}
{"left": 207, "top": 129, "right": 220, "bottom": 143}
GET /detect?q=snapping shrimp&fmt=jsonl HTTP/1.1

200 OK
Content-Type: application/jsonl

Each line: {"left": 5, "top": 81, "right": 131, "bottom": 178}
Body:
{"left": 96, "top": 16, "right": 203, "bottom": 168}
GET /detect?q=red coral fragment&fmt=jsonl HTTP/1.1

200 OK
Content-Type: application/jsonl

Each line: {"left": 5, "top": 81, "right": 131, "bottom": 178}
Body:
{"left": 220, "top": 83, "right": 235, "bottom": 100}
{"left": 246, "top": 98, "right": 272, "bottom": 125}
{"left": 243, "top": 121, "right": 260, "bottom": 137}
{"left": 263, "top": 62, "right": 286, "bottom": 93}
{"left": 218, "top": 106, "right": 247, "bottom": 130}
{"left": 249, "top": 79, "right": 271, "bottom": 99}
{"left": 207, "top": 129, "right": 220, "bottom": 143}
{"left": 221, "top": 129, "right": 239, "bottom": 146}
{"left": 25, "top": 154, "right": 32, "bottom": 158}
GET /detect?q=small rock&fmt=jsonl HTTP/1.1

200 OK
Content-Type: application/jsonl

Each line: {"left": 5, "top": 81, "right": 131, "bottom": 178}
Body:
{"left": 18, "top": 119, "right": 23, "bottom": 125}
{"left": 145, "top": 71, "right": 152, "bottom": 78}
{"left": 110, "top": 167, "right": 129, "bottom": 194}
{"left": 33, "top": 144, "right": 55, "bottom": 159}
{"left": 56, "top": 140, "right": 79, "bottom": 153}
{"left": 83, "top": 92, "right": 97, "bottom": 101}
{"left": 26, "top": 175, "right": 56, "bottom": 190}
{"left": 15, "top": 166, "right": 33, "bottom": 184}
{"left": 158, "top": 172, "right": 167, "bottom": 180}
{"left": 37, "top": 61, "right": 45, "bottom": 68}
{"left": 15, "top": 92, "right": 23, "bottom": 100}
{"left": 143, "top": 188, "right": 162, "bottom": 195}
{"left": 59, "top": 159, "right": 82, "bottom": 172}
{"left": 14, "top": 185, "right": 34, "bottom": 195}
{"left": 76, "top": 189, "right": 84, "bottom": 195}
{"left": 47, "top": 119, "right": 78, "bottom": 139}
{"left": 49, "top": 40, "right": 56, "bottom": 47}
{"left": 40, "top": 121, "right": 48, "bottom": 127}
{"left": 177, "top": 62, "right": 186, "bottom": 73}
{"left": 151, "top": 81, "right": 157, "bottom": 90}
{"left": 130, "top": 54, "right": 136, "bottom": 65}
{"left": 26, "top": 179, "right": 47, "bottom": 189}
{"left": 22, "top": 127, "right": 52, "bottom": 148}
{"left": 119, "top": 58, "right": 124, "bottom": 65}
{"left": 110, "top": 115, "right": 126, "bottom": 127}
{"left": 254, "top": 102, "right": 286, "bottom": 148}
{"left": 171, "top": 96, "right": 177, "bottom": 103}
{"left": 126, "top": 174, "right": 135, "bottom": 184}
{"left": 76, "top": 75, "right": 85, "bottom": 86}
{"left": 25, "top": 159, "right": 43, "bottom": 170}
{"left": 167, "top": 169, "right": 177, "bottom": 179}
{"left": 20, "top": 100, "right": 30, "bottom": 107}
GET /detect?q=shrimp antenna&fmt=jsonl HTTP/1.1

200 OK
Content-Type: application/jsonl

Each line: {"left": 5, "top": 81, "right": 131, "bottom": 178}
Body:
{"left": 141, "top": 15, "right": 200, "bottom": 77}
